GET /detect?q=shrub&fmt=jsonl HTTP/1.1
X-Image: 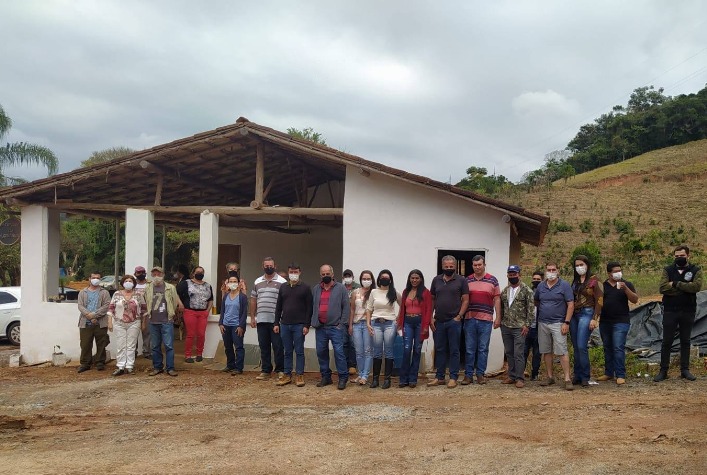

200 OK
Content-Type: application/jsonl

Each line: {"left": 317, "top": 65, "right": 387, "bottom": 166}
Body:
{"left": 579, "top": 219, "right": 593, "bottom": 233}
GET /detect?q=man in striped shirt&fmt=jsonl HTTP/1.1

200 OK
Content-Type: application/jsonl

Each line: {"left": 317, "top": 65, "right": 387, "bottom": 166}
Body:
{"left": 250, "top": 257, "right": 287, "bottom": 381}
{"left": 462, "top": 255, "right": 501, "bottom": 385}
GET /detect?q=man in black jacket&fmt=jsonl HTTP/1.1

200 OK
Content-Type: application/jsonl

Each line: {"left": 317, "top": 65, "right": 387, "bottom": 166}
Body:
{"left": 655, "top": 245, "right": 703, "bottom": 381}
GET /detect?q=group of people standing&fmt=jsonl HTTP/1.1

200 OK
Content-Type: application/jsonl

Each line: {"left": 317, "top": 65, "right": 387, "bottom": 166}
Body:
{"left": 76, "top": 245, "right": 702, "bottom": 388}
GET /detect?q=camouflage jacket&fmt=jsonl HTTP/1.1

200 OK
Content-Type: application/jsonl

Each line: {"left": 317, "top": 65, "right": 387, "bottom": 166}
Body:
{"left": 500, "top": 282, "right": 535, "bottom": 328}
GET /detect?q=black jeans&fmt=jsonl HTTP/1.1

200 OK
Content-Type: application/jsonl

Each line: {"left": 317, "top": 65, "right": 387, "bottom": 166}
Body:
{"left": 343, "top": 330, "right": 357, "bottom": 368}
{"left": 257, "top": 322, "right": 284, "bottom": 373}
{"left": 524, "top": 327, "right": 541, "bottom": 378}
{"left": 660, "top": 309, "right": 695, "bottom": 371}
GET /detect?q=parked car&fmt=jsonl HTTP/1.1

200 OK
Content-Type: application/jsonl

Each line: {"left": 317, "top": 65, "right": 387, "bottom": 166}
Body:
{"left": 99, "top": 275, "right": 119, "bottom": 290}
{"left": 0, "top": 287, "right": 21, "bottom": 346}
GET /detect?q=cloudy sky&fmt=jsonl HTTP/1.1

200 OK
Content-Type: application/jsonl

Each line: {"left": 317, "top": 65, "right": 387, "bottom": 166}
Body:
{"left": 1, "top": 1, "right": 705, "bottom": 183}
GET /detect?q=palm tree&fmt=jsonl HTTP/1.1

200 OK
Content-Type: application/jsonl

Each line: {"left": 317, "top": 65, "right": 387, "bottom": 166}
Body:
{"left": 0, "top": 103, "right": 58, "bottom": 186}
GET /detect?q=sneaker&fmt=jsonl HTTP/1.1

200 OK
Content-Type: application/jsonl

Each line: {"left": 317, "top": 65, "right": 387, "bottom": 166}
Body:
{"left": 112, "top": 368, "right": 125, "bottom": 377}
{"left": 461, "top": 376, "right": 473, "bottom": 385}
{"left": 149, "top": 369, "right": 164, "bottom": 376}
{"left": 515, "top": 380, "right": 525, "bottom": 388}
{"left": 230, "top": 370, "right": 243, "bottom": 376}
{"left": 276, "top": 374, "right": 292, "bottom": 386}
{"left": 195, "top": 356, "right": 203, "bottom": 362}
{"left": 476, "top": 375, "right": 487, "bottom": 385}
{"left": 539, "top": 377, "right": 556, "bottom": 387}
{"left": 185, "top": 357, "right": 195, "bottom": 363}
{"left": 581, "top": 380, "right": 590, "bottom": 387}
{"left": 221, "top": 367, "right": 234, "bottom": 373}
{"left": 596, "top": 375, "right": 613, "bottom": 382}
{"left": 255, "top": 372, "right": 270, "bottom": 380}
{"left": 564, "top": 380, "right": 574, "bottom": 391}
{"left": 447, "top": 379, "right": 458, "bottom": 389}
{"left": 427, "top": 378, "right": 444, "bottom": 387}
{"left": 295, "top": 374, "right": 305, "bottom": 387}
{"left": 167, "top": 370, "right": 178, "bottom": 377}
{"left": 501, "top": 377, "right": 515, "bottom": 384}
{"left": 616, "top": 378, "right": 626, "bottom": 385}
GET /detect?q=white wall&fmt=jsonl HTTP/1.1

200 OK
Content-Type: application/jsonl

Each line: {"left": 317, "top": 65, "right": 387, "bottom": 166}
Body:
{"left": 343, "top": 167, "right": 513, "bottom": 373}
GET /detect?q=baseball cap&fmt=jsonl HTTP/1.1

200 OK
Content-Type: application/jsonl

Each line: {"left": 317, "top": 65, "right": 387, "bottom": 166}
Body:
{"left": 507, "top": 265, "right": 521, "bottom": 273}
{"left": 134, "top": 265, "right": 146, "bottom": 273}
{"left": 151, "top": 266, "right": 164, "bottom": 273}
{"left": 343, "top": 269, "right": 354, "bottom": 277}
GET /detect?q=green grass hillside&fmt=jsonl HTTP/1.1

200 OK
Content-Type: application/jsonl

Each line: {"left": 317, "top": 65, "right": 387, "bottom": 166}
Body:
{"left": 512, "top": 139, "right": 707, "bottom": 296}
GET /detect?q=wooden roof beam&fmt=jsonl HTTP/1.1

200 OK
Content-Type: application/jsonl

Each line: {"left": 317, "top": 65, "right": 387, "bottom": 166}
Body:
{"left": 42, "top": 202, "right": 342, "bottom": 216}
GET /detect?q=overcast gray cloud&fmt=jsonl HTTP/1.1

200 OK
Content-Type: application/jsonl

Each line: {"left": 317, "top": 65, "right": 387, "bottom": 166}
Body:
{"left": 1, "top": 0, "right": 705, "bottom": 183}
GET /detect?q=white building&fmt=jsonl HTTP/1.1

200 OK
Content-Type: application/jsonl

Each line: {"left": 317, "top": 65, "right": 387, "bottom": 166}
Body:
{"left": 0, "top": 118, "right": 548, "bottom": 372}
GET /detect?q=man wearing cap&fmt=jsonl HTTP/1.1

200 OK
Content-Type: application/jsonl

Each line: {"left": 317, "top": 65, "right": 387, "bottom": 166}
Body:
{"left": 342, "top": 269, "right": 360, "bottom": 375}
{"left": 145, "top": 266, "right": 183, "bottom": 376}
{"left": 132, "top": 266, "right": 152, "bottom": 358}
{"left": 499, "top": 265, "right": 535, "bottom": 388}
{"left": 462, "top": 255, "right": 501, "bottom": 385}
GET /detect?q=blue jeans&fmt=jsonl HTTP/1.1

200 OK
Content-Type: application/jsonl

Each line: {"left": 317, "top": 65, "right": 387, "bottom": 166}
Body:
{"left": 599, "top": 321, "right": 630, "bottom": 378}
{"left": 221, "top": 325, "right": 245, "bottom": 371}
{"left": 433, "top": 319, "right": 461, "bottom": 380}
{"left": 570, "top": 307, "right": 593, "bottom": 382}
{"left": 524, "top": 326, "right": 541, "bottom": 378}
{"left": 401, "top": 316, "right": 423, "bottom": 384}
{"left": 352, "top": 321, "right": 372, "bottom": 379}
{"left": 464, "top": 318, "right": 493, "bottom": 378}
{"left": 372, "top": 319, "right": 396, "bottom": 359}
{"left": 150, "top": 323, "right": 175, "bottom": 371}
{"left": 315, "top": 325, "right": 348, "bottom": 380}
{"left": 280, "top": 323, "right": 306, "bottom": 375}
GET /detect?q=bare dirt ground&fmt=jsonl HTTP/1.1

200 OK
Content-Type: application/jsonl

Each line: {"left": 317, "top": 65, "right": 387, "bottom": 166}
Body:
{"left": 1, "top": 344, "right": 706, "bottom": 475}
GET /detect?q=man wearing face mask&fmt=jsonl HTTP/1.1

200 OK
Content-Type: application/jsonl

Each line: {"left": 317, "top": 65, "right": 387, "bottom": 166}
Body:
{"left": 655, "top": 245, "right": 703, "bottom": 382}
{"left": 311, "top": 264, "right": 350, "bottom": 390}
{"left": 342, "top": 269, "right": 360, "bottom": 375}
{"left": 499, "top": 265, "right": 535, "bottom": 388}
{"left": 132, "top": 266, "right": 152, "bottom": 358}
{"left": 145, "top": 266, "right": 183, "bottom": 376}
{"left": 524, "top": 271, "right": 544, "bottom": 380}
{"left": 427, "top": 255, "right": 469, "bottom": 388}
{"left": 250, "top": 257, "right": 287, "bottom": 381}
{"left": 77, "top": 272, "right": 112, "bottom": 373}
{"left": 534, "top": 262, "right": 575, "bottom": 390}
{"left": 274, "top": 264, "right": 313, "bottom": 387}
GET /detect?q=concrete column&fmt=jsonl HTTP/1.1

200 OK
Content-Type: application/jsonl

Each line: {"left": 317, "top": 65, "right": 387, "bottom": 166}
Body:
{"left": 198, "top": 211, "right": 219, "bottom": 290}
{"left": 125, "top": 209, "right": 154, "bottom": 274}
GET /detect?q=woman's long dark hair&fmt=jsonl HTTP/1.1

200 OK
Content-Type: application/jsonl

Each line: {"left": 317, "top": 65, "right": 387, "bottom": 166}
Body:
{"left": 359, "top": 270, "right": 376, "bottom": 303}
{"left": 377, "top": 269, "right": 397, "bottom": 305}
{"left": 404, "top": 269, "right": 426, "bottom": 303}
{"left": 572, "top": 255, "right": 593, "bottom": 296}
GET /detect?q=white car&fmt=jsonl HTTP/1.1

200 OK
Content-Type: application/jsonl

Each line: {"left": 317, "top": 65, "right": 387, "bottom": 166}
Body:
{"left": 0, "top": 287, "right": 20, "bottom": 346}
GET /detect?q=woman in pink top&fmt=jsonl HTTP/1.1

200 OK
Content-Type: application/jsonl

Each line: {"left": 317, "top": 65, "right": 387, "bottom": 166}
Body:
{"left": 396, "top": 269, "right": 433, "bottom": 388}
{"left": 108, "top": 275, "right": 147, "bottom": 376}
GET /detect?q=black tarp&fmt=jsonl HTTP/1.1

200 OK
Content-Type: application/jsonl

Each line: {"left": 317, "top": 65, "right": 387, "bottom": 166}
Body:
{"left": 625, "top": 290, "right": 707, "bottom": 360}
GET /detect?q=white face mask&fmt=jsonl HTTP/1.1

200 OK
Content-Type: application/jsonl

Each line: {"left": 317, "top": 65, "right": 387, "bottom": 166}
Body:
{"left": 546, "top": 272, "right": 558, "bottom": 281}
{"left": 123, "top": 281, "right": 134, "bottom": 290}
{"left": 575, "top": 266, "right": 587, "bottom": 276}
{"left": 343, "top": 277, "right": 353, "bottom": 285}
{"left": 289, "top": 273, "right": 300, "bottom": 282}
{"left": 90, "top": 278, "right": 101, "bottom": 286}
{"left": 612, "top": 272, "right": 623, "bottom": 281}
{"left": 361, "top": 279, "right": 372, "bottom": 288}
{"left": 228, "top": 282, "right": 239, "bottom": 290}
{"left": 152, "top": 276, "right": 164, "bottom": 285}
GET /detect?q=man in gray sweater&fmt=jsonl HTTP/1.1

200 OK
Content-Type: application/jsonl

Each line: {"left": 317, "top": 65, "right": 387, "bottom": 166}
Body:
{"left": 77, "top": 272, "right": 112, "bottom": 373}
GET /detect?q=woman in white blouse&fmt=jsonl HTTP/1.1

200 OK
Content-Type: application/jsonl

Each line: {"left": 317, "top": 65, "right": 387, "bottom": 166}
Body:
{"left": 365, "top": 269, "right": 401, "bottom": 389}
{"left": 349, "top": 270, "right": 376, "bottom": 385}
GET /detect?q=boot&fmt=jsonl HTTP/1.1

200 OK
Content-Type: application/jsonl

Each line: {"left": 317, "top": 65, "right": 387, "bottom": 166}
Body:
{"left": 381, "top": 358, "right": 394, "bottom": 389}
{"left": 653, "top": 370, "right": 668, "bottom": 382}
{"left": 370, "top": 358, "right": 382, "bottom": 388}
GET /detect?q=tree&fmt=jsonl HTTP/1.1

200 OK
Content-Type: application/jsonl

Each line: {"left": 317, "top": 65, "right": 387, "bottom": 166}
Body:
{"left": 80, "top": 146, "right": 135, "bottom": 167}
{"left": 0, "top": 103, "right": 58, "bottom": 186}
{"left": 287, "top": 127, "right": 327, "bottom": 145}
{"left": 456, "top": 166, "right": 512, "bottom": 196}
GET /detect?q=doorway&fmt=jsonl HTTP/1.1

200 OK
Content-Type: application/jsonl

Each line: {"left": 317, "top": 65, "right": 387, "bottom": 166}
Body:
{"left": 436, "top": 249, "right": 486, "bottom": 277}
{"left": 216, "top": 244, "right": 241, "bottom": 312}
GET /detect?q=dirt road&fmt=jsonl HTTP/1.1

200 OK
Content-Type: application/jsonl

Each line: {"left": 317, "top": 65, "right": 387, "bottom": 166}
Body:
{"left": 1, "top": 358, "right": 705, "bottom": 475}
